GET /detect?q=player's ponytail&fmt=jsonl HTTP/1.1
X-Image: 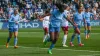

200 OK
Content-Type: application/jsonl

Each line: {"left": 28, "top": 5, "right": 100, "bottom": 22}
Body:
{"left": 55, "top": 2, "right": 64, "bottom": 13}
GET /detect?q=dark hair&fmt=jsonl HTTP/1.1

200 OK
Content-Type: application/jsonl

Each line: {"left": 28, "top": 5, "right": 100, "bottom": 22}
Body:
{"left": 85, "top": 4, "right": 90, "bottom": 9}
{"left": 63, "top": 4, "right": 68, "bottom": 9}
{"left": 77, "top": 5, "right": 82, "bottom": 10}
{"left": 55, "top": 2, "right": 64, "bottom": 13}
{"left": 44, "top": 9, "right": 50, "bottom": 16}
{"left": 45, "top": 9, "right": 50, "bottom": 14}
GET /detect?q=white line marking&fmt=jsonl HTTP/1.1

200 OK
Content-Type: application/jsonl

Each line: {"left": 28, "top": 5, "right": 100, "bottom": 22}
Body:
{"left": 41, "top": 48, "right": 100, "bottom": 53}
{"left": 1, "top": 45, "right": 33, "bottom": 48}
{"left": 78, "top": 55, "right": 94, "bottom": 56}
{"left": 0, "top": 45, "right": 100, "bottom": 53}
{"left": 79, "top": 54, "right": 100, "bottom": 56}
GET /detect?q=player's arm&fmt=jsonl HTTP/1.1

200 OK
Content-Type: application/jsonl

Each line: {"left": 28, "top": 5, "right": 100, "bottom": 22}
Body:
{"left": 67, "top": 14, "right": 80, "bottom": 34}
{"left": 71, "top": 17, "right": 77, "bottom": 27}
{"left": 38, "top": 12, "right": 48, "bottom": 22}
{"left": 66, "top": 14, "right": 75, "bottom": 26}
{"left": 64, "top": 13, "right": 80, "bottom": 34}
{"left": 38, "top": 11, "right": 51, "bottom": 21}
{"left": 38, "top": 15, "right": 44, "bottom": 21}
{"left": 66, "top": 14, "right": 77, "bottom": 27}
{"left": 17, "top": 15, "right": 29, "bottom": 23}
{"left": 8, "top": 16, "right": 15, "bottom": 23}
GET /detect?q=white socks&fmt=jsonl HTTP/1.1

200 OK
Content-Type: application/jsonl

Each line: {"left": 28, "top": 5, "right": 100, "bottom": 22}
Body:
{"left": 62, "top": 35, "right": 67, "bottom": 45}
{"left": 43, "top": 35, "right": 47, "bottom": 42}
{"left": 43, "top": 34, "right": 50, "bottom": 42}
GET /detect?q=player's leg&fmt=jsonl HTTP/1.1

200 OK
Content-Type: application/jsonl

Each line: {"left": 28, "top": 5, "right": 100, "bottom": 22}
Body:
{"left": 87, "top": 23, "right": 91, "bottom": 38}
{"left": 76, "top": 26, "right": 84, "bottom": 46}
{"left": 84, "top": 24, "right": 88, "bottom": 39}
{"left": 70, "top": 26, "right": 78, "bottom": 47}
{"left": 6, "top": 28, "right": 13, "bottom": 48}
{"left": 14, "top": 28, "right": 18, "bottom": 48}
{"left": 77, "top": 33, "right": 84, "bottom": 46}
{"left": 43, "top": 27, "right": 52, "bottom": 46}
{"left": 70, "top": 32, "right": 76, "bottom": 47}
{"left": 48, "top": 27, "right": 60, "bottom": 54}
{"left": 48, "top": 31, "right": 55, "bottom": 54}
{"left": 77, "top": 32, "right": 84, "bottom": 46}
{"left": 43, "top": 27, "right": 49, "bottom": 42}
{"left": 62, "top": 26, "right": 68, "bottom": 47}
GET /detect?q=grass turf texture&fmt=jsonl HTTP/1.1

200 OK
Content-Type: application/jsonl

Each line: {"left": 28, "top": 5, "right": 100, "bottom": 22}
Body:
{"left": 0, "top": 26, "right": 100, "bottom": 56}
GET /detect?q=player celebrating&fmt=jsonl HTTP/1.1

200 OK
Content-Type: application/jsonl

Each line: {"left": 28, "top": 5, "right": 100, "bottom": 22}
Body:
{"left": 6, "top": 9, "right": 21, "bottom": 48}
{"left": 70, "top": 6, "right": 84, "bottom": 47}
{"left": 39, "top": 10, "right": 50, "bottom": 42}
{"left": 84, "top": 5, "right": 93, "bottom": 39}
{"left": 61, "top": 5, "right": 70, "bottom": 47}
{"left": 44, "top": 3, "right": 80, "bottom": 54}
{"left": 47, "top": 3, "right": 64, "bottom": 54}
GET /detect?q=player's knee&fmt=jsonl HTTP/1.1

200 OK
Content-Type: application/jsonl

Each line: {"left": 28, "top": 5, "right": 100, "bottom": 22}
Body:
{"left": 88, "top": 30, "right": 90, "bottom": 33}
{"left": 14, "top": 36, "right": 17, "bottom": 38}
{"left": 9, "top": 34, "right": 12, "bottom": 37}
{"left": 72, "top": 33, "right": 76, "bottom": 37}
{"left": 52, "top": 39, "right": 57, "bottom": 44}
{"left": 77, "top": 34, "right": 80, "bottom": 37}
{"left": 77, "top": 30, "right": 80, "bottom": 34}
{"left": 14, "top": 34, "right": 18, "bottom": 37}
{"left": 46, "top": 31, "right": 49, "bottom": 34}
{"left": 45, "top": 32, "right": 49, "bottom": 35}
{"left": 75, "top": 31, "right": 80, "bottom": 34}
{"left": 78, "top": 32, "right": 80, "bottom": 35}
{"left": 9, "top": 36, "right": 12, "bottom": 38}
{"left": 64, "top": 31, "right": 68, "bottom": 35}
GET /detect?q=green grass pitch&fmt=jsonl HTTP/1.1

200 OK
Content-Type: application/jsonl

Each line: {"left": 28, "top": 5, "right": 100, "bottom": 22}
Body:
{"left": 0, "top": 26, "right": 100, "bottom": 56}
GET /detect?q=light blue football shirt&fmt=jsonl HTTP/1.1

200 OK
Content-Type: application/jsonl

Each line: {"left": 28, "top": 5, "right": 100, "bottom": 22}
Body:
{"left": 73, "top": 12, "right": 84, "bottom": 26}
{"left": 50, "top": 9, "right": 63, "bottom": 27}
{"left": 83, "top": 12, "right": 93, "bottom": 23}
{"left": 9, "top": 14, "right": 21, "bottom": 28}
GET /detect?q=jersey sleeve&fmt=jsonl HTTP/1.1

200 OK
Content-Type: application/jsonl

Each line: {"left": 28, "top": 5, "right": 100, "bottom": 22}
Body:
{"left": 9, "top": 15, "right": 14, "bottom": 22}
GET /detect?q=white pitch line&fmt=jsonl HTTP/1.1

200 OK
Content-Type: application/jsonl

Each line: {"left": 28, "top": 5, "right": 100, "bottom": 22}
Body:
{"left": 1, "top": 45, "right": 33, "bottom": 48}
{"left": 79, "top": 54, "right": 100, "bottom": 56}
{"left": 0, "top": 45, "right": 100, "bottom": 53}
{"left": 41, "top": 48, "right": 100, "bottom": 53}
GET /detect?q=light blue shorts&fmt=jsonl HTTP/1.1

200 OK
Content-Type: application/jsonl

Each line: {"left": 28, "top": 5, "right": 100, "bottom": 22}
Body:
{"left": 9, "top": 28, "right": 18, "bottom": 32}
{"left": 86, "top": 22, "right": 91, "bottom": 26}
{"left": 73, "top": 25, "right": 81, "bottom": 30}
{"left": 49, "top": 26, "right": 60, "bottom": 32}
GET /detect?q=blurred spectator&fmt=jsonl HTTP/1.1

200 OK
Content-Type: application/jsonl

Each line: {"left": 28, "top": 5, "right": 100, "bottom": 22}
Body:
{"left": 73, "top": 0, "right": 79, "bottom": 12}
{"left": 0, "top": 7, "right": 3, "bottom": 14}
{"left": 98, "top": 12, "right": 100, "bottom": 20}
{"left": 25, "top": 4, "right": 32, "bottom": 20}
{"left": 92, "top": 7, "right": 97, "bottom": 20}
{"left": 7, "top": 4, "right": 14, "bottom": 19}
{"left": 41, "top": 1, "right": 47, "bottom": 11}
{"left": 0, "top": 0, "right": 99, "bottom": 21}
